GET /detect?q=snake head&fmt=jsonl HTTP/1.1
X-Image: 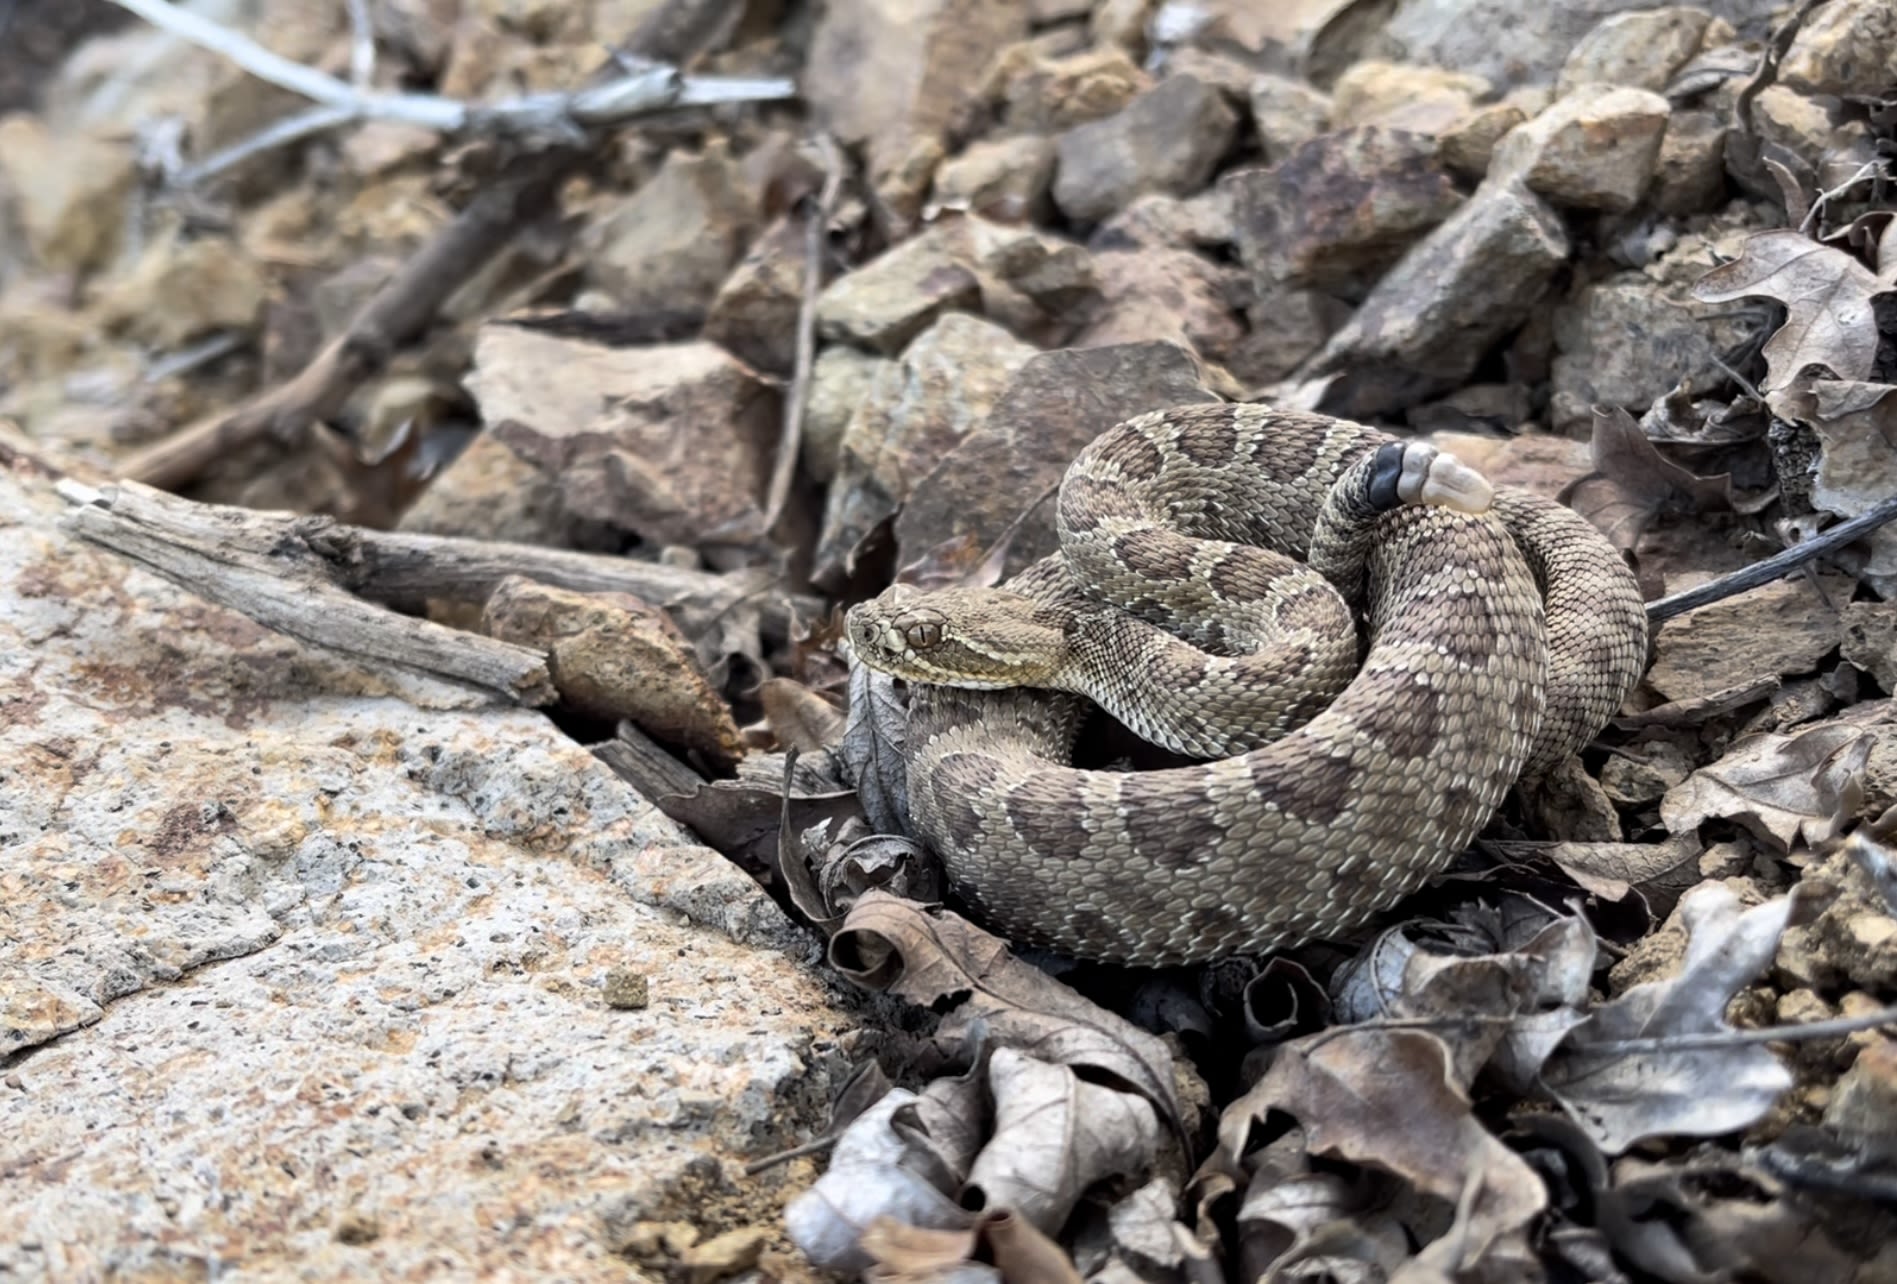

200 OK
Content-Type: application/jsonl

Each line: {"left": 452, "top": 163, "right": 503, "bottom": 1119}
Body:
{"left": 845, "top": 585, "right": 1067, "bottom": 690}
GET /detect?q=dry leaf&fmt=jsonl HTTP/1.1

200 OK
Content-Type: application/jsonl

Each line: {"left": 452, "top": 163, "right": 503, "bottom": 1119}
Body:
{"left": 1538, "top": 885, "right": 1800, "bottom": 1154}
{"left": 1779, "top": 378, "right": 1897, "bottom": 582}
{"left": 785, "top": 1089, "right": 978, "bottom": 1274}
{"left": 759, "top": 676, "right": 847, "bottom": 751}
{"left": 830, "top": 893, "right": 1187, "bottom": 1149}
{"left": 1659, "top": 721, "right": 1871, "bottom": 851}
{"left": 962, "top": 1049, "right": 1159, "bottom": 1235}
{"left": 1217, "top": 1029, "right": 1548, "bottom": 1269}
{"left": 840, "top": 660, "right": 911, "bottom": 835}
{"left": 1691, "top": 230, "right": 1897, "bottom": 391}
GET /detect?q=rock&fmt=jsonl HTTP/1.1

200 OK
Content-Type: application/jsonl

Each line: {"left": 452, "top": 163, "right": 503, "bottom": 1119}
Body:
{"left": 1092, "top": 189, "right": 1237, "bottom": 253}
{"left": 1329, "top": 60, "right": 1490, "bottom": 134}
{"left": 1779, "top": 0, "right": 1897, "bottom": 98}
{"left": 1599, "top": 739, "right": 1694, "bottom": 807}
{"left": 1379, "top": 0, "right": 1783, "bottom": 91}
{"left": 1842, "top": 603, "right": 1897, "bottom": 693}
{"left": 1825, "top": 1040, "right": 1897, "bottom": 1163}
{"left": 1090, "top": 0, "right": 1155, "bottom": 53}
{"left": 1491, "top": 84, "right": 1671, "bottom": 212}
{"left": 1231, "top": 127, "right": 1464, "bottom": 297}
{"left": 583, "top": 143, "right": 756, "bottom": 328}
{"left": 0, "top": 116, "right": 135, "bottom": 274}
{"left": 1644, "top": 575, "right": 1855, "bottom": 703}
{"left": 1247, "top": 73, "right": 1333, "bottom": 162}
{"left": 805, "top": 0, "right": 1028, "bottom": 188}
{"left": 1000, "top": 44, "right": 1149, "bottom": 133}
{"left": 816, "top": 224, "right": 982, "bottom": 355}
{"left": 1052, "top": 75, "right": 1239, "bottom": 224}
{"left": 1407, "top": 381, "right": 1535, "bottom": 434}
{"left": 802, "top": 346, "right": 892, "bottom": 485}
{"left": 703, "top": 213, "right": 810, "bottom": 377}
{"left": 931, "top": 134, "right": 1058, "bottom": 223}
{"left": 0, "top": 469, "right": 846, "bottom": 1277}
{"left": 963, "top": 218, "right": 1101, "bottom": 344}
{"left": 482, "top": 578, "right": 745, "bottom": 765}
{"left": 1306, "top": 180, "right": 1569, "bottom": 417}
{"left": 894, "top": 342, "right": 1219, "bottom": 576}
{"left": 1549, "top": 242, "right": 1755, "bottom": 428}
{"left": 398, "top": 433, "right": 617, "bottom": 551}
{"left": 814, "top": 313, "right": 1037, "bottom": 587}
{"left": 1439, "top": 99, "right": 1532, "bottom": 178}
{"left": 95, "top": 232, "right": 268, "bottom": 349}
{"left": 1747, "top": 84, "right": 1846, "bottom": 172}
{"left": 1556, "top": 7, "right": 1712, "bottom": 95}
{"left": 1074, "top": 245, "right": 1245, "bottom": 367}
{"left": 1228, "top": 286, "right": 1349, "bottom": 386}
{"left": 476, "top": 330, "right": 779, "bottom": 542}
{"left": 1651, "top": 108, "right": 1730, "bottom": 215}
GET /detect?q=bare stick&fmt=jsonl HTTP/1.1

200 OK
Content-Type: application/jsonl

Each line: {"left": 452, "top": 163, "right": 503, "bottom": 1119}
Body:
{"left": 59, "top": 480, "right": 556, "bottom": 704}
{"left": 1645, "top": 493, "right": 1897, "bottom": 623}
{"left": 46, "top": 467, "right": 817, "bottom": 635}
{"left": 757, "top": 136, "right": 847, "bottom": 538}
{"left": 1580, "top": 1004, "right": 1897, "bottom": 1055}
{"left": 105, "top": 0, "right": 791, "bottom": 143}
{"left": 122, "top": 147, "right": 576, "bottom": 488}
{"left": 342, "top": 0, "right": 375, "bottom": 87}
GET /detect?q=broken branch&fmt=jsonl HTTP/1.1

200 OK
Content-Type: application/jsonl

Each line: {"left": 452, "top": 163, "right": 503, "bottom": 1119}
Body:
{"left": 1645, "top": 493, "right": 1897, "bottom": 623}
{"left": 58, "top": 479, "right": 557, "bottom": 704}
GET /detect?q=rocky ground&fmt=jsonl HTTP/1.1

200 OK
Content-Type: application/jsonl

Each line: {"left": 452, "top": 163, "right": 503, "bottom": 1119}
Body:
{"left": 3, "top": 0, "right": 1897, "bottom": 1280}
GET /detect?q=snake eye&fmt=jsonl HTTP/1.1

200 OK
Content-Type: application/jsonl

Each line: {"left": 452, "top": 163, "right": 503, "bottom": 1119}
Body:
{"left": 894, "top": 609, "right": 946, "bottom": 651}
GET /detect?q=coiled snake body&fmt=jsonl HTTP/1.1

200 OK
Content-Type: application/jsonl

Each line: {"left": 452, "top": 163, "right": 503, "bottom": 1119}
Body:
{"left": 847, "top": 406, "right": 1648, "bottom": 966}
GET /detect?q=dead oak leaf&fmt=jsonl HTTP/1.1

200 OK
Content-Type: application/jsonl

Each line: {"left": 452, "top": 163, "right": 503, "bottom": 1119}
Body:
{"left": 962, "top": 1049, "right": 1159, "bottom": 1236}
{"left": 1217, "top": 1028, "right": 1547, "bottom": 1270}
{"left": 1691, "top": 230, "right": 1896, "bottom": 392}
{"left": 1537, "top": 884, "right": 1800, "bottom": 1154}
{"left": 1659, "top": 720, "right": 1870, "bottom": 852}
{"left": 830, "top": 892, "right": 1187, "bottom": 1149}
{"left": 1773, "top": 378, "right": 1897, "bottom": 580}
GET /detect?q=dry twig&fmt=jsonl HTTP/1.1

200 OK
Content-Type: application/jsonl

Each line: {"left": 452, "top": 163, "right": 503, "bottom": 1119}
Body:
{"left": 755, "top": 135, "right": 848, "bottom": 539}
{"left": 1646, "top": 493, "right": 1897, "bottom": 623}
{"left": 58, "top": 479, "right": 557, "bottom": 704}
{"left": 107, "top": 0, "right": 791, "bottom": 154}
{"left": 123, "top": 147, "right": 578, "bottom": 487}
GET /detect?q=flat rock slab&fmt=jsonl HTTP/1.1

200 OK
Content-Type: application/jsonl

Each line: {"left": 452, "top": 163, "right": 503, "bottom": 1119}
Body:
{"left": 0, "top": 470, "right": 850, "bottom": 1280}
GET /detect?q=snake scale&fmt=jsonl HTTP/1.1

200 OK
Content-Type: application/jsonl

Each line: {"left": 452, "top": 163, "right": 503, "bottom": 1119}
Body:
{"left": 846, "top": 406, "right": 1648, "bottom": 966}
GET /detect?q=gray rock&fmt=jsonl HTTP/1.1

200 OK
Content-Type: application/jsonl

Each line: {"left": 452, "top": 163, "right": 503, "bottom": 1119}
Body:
{"left": 1778, "top": 0, "right": 1897, "bottom": 98}
{"left": 478, "top": 329, "right": 780, "bottom": 542}
{"left": 704, "top": 213, "right": 810, "bottom": 377}
{"left": 803, "top": 346, "right": 893, "bottom": 485}
{"left": 1651, "top": 108, "right": 1731, "bottom": 216}
{"left": 1380, "top": 0, "right": 1784, "bottom": 91}
{"left": 582, "top": 143, "right": 757, "bottom": 327}
{"left": 816, "top": 224, "right": 982, "bottom": 355}
{"left": 1053, "top": 75, "right": 1239, "bottom": 224}
{"left": 814, "top": 313, "right": 1037, "bottom": 588}
{"left": 1491, "top": 84, "right": 1671, "bottom": 212}
{"left": 0, "top": 471, "right": 848, "bottom": 1278}
{"left": 894, "top": 342, "right": 1219, "bottom": 576}
{"left": 1548, "top": 240, "right": 1756, "bottom": 430}
{"left": 1556, "top": 7, "right": 1713, "bottom": 95}
{"left": 1247, "top": 73, "right": 1333, "bottom": 163}
{"left": 805, "top": 0, "right": 1028, "bottom": 186}
{"left": 1232, "top": 127, "right": 1464, "bottom": 297}
{"left": 1307, "top": 179, "right": 1570, "bottom": 418}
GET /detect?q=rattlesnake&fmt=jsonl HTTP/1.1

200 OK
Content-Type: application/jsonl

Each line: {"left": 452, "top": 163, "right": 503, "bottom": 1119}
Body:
{"left": 846, "top": 405, "right": 1648, "bottom": 966}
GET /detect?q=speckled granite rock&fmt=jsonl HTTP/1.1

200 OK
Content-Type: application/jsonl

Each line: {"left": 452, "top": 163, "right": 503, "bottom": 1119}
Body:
{"left": 0, "top": 467, "right": 851, "bottom": 1281}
